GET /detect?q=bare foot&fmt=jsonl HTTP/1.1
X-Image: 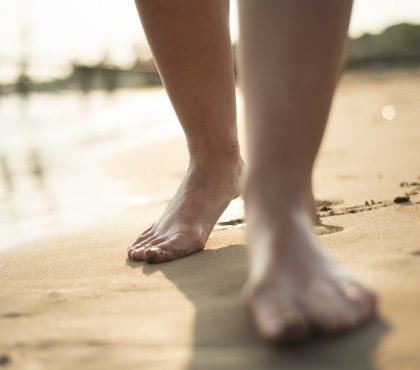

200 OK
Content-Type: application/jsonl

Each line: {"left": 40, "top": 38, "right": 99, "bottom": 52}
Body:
{"left": 128, "top": 151, "right": 242, "bottom": 263}
{"left": 244, "top": 193, "right": 377, "bottom": 343}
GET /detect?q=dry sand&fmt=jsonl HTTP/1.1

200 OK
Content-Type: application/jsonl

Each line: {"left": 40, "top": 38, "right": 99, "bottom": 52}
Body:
{"left": 1, "top": 71, "right": 420, "bottom": 369}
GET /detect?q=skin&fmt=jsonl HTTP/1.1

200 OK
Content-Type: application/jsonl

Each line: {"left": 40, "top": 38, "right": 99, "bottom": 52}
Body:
{"left": 128, "top": 0, "right": 242, "bottom": 263}
{"left": 129, "top": 0, "right": 377, "bottom": 341}
{"left": 238, "top": 0, "right": 376, "bottom": 342}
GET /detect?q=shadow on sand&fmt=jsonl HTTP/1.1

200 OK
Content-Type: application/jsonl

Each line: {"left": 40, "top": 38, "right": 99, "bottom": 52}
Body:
{"left": 128, "top": 244, "right": 389, "bottom": 370}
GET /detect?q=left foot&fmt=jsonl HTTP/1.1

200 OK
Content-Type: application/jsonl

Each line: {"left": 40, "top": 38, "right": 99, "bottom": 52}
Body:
{"left": 128, "top": 150, "right": 242, "bottom": 263}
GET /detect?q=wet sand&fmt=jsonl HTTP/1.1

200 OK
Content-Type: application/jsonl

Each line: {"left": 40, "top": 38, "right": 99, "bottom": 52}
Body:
{"left": 1, "top": 71, "right": 420, "bottom": 369}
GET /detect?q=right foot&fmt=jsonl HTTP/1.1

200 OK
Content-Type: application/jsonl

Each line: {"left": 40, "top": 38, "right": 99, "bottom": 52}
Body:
{"left": 128, "top": 150, "right": 243, "bottom": 263}
{"left": 244, "top": 186, "right": 377, "bottom": 343}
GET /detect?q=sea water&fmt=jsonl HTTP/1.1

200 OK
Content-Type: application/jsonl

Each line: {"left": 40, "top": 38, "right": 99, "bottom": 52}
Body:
{"left": 0, "top": 88, "right": 183, "bottom": 250}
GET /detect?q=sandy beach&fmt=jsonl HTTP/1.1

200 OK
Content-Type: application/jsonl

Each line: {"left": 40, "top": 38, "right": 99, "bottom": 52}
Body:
{"left": 1, "top": 70, "right": 420, "bottom": 370}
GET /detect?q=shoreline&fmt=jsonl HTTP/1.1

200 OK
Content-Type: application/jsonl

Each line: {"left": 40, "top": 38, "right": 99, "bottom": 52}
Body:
{"left": 1, "top": 71, "right": 420, "bottom": 369}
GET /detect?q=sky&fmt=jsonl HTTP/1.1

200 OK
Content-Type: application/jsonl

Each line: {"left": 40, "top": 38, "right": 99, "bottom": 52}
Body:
{"left": 1, "top": 0, "right": 420, "bottom": 82}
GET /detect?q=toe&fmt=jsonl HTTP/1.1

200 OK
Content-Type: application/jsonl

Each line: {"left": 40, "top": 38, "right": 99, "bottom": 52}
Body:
{"left": 308, "top": 290, "right": 373, "bottom": 334}
{"left": 144, "top": 238, "right": 203, "bottom": 263}
{"left": 247, "top": 286, "right": 312, "bottom": 344}
{"left": 302, "top": 287, "right": 356, "bottom": 333}
{"left": 140, "top": 224, "right": 154, "bottom": 236}
{"left": 147, "top": 236, "right": 168, "bottom": 248}
{"left": 129, "top": 246, "right": 146, "bottom": 261}
{"left": 310, "top": 302, "right": 358, "bottom": 334}
{"left": 130, "top": 226, "right": 155, "bottom": 248}
{"left": 144, "top": 245, "right": 172, "bottom": 263}
{"left": 133, "top": 234, "right": 157, "bottom": 250}
{"left": 343, "top": 283, "right": 377, "bottom": 323}
{"left": 255, "top": 307, "right": 311, "bottom": 344}
{"left": 130, "top": 236, "right": 168, "bottom": 260}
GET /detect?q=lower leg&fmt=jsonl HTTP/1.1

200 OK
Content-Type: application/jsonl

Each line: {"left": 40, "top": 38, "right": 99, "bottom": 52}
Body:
{"left": 238, "top": 0, "right": 376, "bottom": 342}
{"left": 128, "top": 0, "right": 241, "bottom": 263}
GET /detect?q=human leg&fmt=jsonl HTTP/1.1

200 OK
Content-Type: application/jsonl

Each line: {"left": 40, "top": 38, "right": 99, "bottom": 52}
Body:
{"left": 128, "top": 0, "right": 242, "bottom": 263}
{"left": 238, "top": 0, "right": 376, "bottom": 342}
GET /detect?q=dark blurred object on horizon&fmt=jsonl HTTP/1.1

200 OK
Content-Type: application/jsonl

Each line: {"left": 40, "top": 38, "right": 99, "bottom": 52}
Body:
{"left": 2, "top": 23, "right": 420, "bottom": 96}
{"left": 346, "top": 23, "right": 420, "bottom": 69}
{"left": 0, "top": 55, "right": 162, "bottom": 96}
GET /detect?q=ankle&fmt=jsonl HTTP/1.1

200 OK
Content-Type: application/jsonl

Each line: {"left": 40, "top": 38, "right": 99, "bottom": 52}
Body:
{"left": 188, "top": 139, "right": 241, "bottom": 168}
{"left": 245, "top": 178, "right": 316, "bottom": 221}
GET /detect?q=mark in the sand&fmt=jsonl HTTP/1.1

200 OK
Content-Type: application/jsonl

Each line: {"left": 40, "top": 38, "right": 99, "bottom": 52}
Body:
{"left": 316, "top": 199, "right": 344, "bottom": 208}
{"left": 400, "top": 181, "right": 420, "bottom": 188}
{"left": 216, "top": 218, "right": 344, "bottom": 235}
{"left": 314, "top": 199, "right": 343, "bottom": 213}
{"left": 0, "top": 354, "right": 10, "bottom": 367}
{"left": 365, "top": 199, "right": 376, "bottom": 206}
{"left": 0, "top": 312, "right": 29, "bottom": 319}
{"left": 393, "top": 196, "right": 410, "bottom": 204}
{"left": 318, "top": 179, "right": 420, "bottom": 218}
{"left": 314, "top": 222, "right": 344, "bottom": 235}
{"left": 216, "top": 179, "right": 420, "bottom": 232}
{"left": 215, "top": 218, "right": 246, "bottom": 230}
{"left": 410, "top": 250, "right": 420, "bottom": 256}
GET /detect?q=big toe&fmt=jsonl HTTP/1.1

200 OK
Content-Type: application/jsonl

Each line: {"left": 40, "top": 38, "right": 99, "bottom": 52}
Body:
{"left": 252, "top": 304, "right": 311, "bottom": 343}
{"left": 343, "top": 283, "right": 377, "bottom": 322}
{"left": 128, "top": 246, "right": 146, "bottom": 261}
{"left": 144, "top": 245, "right": 173, "bottom": 263}
{"left": 309, "top": 286, "right": 377, "bottom": 334}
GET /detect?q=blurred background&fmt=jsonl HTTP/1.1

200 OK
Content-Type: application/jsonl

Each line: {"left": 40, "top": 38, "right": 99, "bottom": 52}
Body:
{"left": 1, "top": 0, "right": 420, "bottom": 250}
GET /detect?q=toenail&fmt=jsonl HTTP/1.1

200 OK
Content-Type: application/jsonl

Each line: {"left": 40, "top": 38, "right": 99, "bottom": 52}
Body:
{"left": 344, "top": 285, "right": 364, "bottom": 301}
{"left": 144, "top": 246, "right": 157, "bottom": 253}
{"left": 144, "top": 247, "right": 162, "bottom": 260}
